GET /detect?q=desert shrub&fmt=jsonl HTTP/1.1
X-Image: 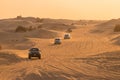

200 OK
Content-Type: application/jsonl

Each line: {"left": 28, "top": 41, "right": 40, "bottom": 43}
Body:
{"left": 28, "top": 26, "right": 33, "bottom": 31}
{"left": 71, "top": 23, "right": 74, "bottom": 25}
{"left": 36, "top": 17, "right": 44, "bottom": 22}
{"left": 38, "top": 25, "right": 43, "bottom": 28}
{"left": 15, "top": 26, "right": 27, "bottom": 32}
{"left": 114, "top": 24, "right": 120, "bottom": 32}
{"left": 16, "top": 15, "right": 22, "bottom": 19}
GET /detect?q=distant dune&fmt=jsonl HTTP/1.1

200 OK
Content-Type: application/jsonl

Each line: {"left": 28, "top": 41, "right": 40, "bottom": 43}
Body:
{"left": 89, "top": 19, "right": 120, "bottom": 34}
{"left": 40, "top": 23, "right": 76, "bottom": 31}
{"left": 98, "top": 18, "right": 120, "bottom": 27}
{"left": 0, "top": 17, "right": 76, "bottom": 32}
{"left": 94, "top": 18, "right": 120, "bottom": 33}
{"left": 0, "top": 17, "right": 77, "bottom": 49}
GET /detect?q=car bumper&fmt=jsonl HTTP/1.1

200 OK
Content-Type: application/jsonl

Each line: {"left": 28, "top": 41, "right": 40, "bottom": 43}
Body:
{"left": 29, "top": 54, "right": 40, "bottom": 57}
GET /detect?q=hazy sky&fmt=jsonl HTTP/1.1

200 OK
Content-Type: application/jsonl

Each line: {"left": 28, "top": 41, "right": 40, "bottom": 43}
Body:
{"left": 0, "top": 0, "right": 120, "bottom": 20}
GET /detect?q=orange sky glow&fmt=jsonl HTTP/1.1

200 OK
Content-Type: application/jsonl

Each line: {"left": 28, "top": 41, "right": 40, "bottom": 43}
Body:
{"left": 0, "top": 0, "right": 120, "bottom": 20}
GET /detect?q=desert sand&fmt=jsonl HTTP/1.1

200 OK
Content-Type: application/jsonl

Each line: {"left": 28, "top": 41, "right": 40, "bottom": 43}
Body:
{"left": 0, "top": 17, "right": 120, "bottom": 80}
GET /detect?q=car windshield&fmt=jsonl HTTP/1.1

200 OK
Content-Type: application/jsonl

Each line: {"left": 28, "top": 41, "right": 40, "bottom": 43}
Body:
{"left": 30, "top": 48, "right": 39, "bottom": 51}
{"left": 65, "top": 35, "right": 69, "bottom": 36}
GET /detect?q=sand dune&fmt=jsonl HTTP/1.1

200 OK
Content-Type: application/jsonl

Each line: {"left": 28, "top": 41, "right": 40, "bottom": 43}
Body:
{"left": 0, "top": 17, "right": 71, "bottom": 49}
{"left": 110, "top": 35, "right": 120, "bottom": 46}
{"left": 92, "top": 18, "right": 120, "bottom": 34}
{"left": 0, "top": 20, "right": 33, "bottom": 31}
{"left": 0, "top": 18, "right": 120, "bottom": 80}
{"left": 98, "top": 18, "right": 120, "bottom": 27}
{"left": 0, "top": 52, "right": 24, "bottom": 65}
{"left": 76, "top": 51, "right": 120, "bottom": 73}
{"left": 0, "top": 17, "right": 76, "bottom": 32}
{"left": 0, "top": 28, "right": 62, "bottom": 50}
{"left": 40, "top": 23, "right": 76, "bottom": 31}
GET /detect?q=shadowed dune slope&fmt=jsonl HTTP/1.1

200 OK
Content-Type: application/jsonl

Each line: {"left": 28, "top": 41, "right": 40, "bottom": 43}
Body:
{"left": 0, "top": 52, "right": 24, "bottom": 65}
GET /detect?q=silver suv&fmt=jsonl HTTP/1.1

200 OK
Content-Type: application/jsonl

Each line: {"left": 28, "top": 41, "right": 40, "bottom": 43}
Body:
{"left": 64, "top": 34, "right": 71, "bottom": 39}
{"left": 54, "top": 38, "right": 61, "bottom": 44}
{"left": 28, "top": 48, "right": 41, "bottom": 59}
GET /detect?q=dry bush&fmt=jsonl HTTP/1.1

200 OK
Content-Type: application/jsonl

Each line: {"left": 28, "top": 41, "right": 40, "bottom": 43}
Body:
{"left": 16, "top": 15, "right": 22, "bottom": 19}
{"left": 36, "top": 17, "right": 44, "bottom": 22}
{"left": 114, "top": 24, "right": 120, "bottom": 32}
{"left": 38, "top": 25, "right": 43, "bottom": 29}
{"left": 15, "top": 25, "right": 37, "bottom": 32}
{"left": 28, "top": 26, "right": 33, "bottom": 31}
{"left": 71, "top": 23, "right": 74, "bottom": 25}
{"left": 15, "top": 26, "right": 27, "bottom": 32}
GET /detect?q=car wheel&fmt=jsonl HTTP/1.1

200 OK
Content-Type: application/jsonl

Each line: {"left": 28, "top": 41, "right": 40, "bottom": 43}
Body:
{"left": 28, "top": 55, "right": 31, "bottom": 59}
{"left": 38, "top": 55, "right": 41, "bottom": 59}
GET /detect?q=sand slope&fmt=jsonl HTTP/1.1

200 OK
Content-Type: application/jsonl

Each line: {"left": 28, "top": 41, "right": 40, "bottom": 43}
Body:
{"left": 0, "top": 18, "right": 120, "bottom": 80}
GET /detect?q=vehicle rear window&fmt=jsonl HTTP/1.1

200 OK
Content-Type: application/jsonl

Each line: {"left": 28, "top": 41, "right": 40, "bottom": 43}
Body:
{"left": 56, "top": 39, "right": 60, "bottom": 40}
{"left": 30, "top": 48, "right": 39, "bottom": 51}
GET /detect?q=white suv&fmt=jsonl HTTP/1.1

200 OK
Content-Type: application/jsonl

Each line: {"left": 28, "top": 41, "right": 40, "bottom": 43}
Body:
{"left": 54, "top": 38, "right": 61, "bottom": 44}
{"left": 64, "top": 34, "right": 71, "bottom": 39}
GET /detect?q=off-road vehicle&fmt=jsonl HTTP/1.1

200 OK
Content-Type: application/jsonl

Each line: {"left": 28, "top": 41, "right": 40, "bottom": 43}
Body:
{"left": 64, "top": 34, "right": 71, "bottom": 39}
{"left": 28, "top": 48, "right": 41, "bottom": 59}
{"left": 54, "top": 38, "right": 61, "bottom": 44}
{"left": 66, "top": 28, "right": 72, "bottom": 33}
